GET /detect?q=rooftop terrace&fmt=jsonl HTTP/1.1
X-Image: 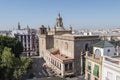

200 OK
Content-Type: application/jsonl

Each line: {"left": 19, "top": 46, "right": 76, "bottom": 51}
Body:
{"left": 50, "top": 49, "right": 74, "bottom": 62}
{"left": 104, "top": 56, "right": 120, "bottom": 66}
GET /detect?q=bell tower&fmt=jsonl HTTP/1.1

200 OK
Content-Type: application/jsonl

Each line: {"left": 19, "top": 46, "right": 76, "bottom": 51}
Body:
{"left": 18, "top": 22, "right": 21, "bottom": 30}
{"left": 55, "top": 13, "right": 65, "bottom": 31}
{"left": 56, "top": 13, "right": 63, "bottom": 27}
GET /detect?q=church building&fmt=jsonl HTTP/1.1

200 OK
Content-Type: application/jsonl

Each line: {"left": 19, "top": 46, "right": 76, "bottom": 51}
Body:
{"left": 38, "top": 13, "right": 100, "bottom": 77}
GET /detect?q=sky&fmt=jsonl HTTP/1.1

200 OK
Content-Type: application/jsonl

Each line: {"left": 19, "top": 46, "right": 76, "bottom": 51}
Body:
{"left": 0, "top": 0, "right": 120, "bottom": 30}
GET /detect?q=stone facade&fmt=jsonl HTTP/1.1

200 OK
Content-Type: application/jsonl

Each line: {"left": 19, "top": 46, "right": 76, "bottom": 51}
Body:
{"left": 38, "top": 14, "right": 100, "bottom": 77}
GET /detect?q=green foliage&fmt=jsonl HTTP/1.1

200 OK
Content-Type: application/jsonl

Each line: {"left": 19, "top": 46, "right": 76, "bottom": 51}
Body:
{"left": 1, "top": 47, "right": 14, "bottom": 68}
{"left": 0, "top": 35, "right": 23, "bottom": 57}
{"left": 0, "top": 47, "right": 32, "bottom": 80}
{"left": 0, "top": 47, "right": 15, "bottom": 79}
{"left": 13, "top": 57, "right": 32, "bottom": 80}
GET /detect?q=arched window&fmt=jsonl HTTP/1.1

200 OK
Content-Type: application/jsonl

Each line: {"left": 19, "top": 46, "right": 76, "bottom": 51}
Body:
{"left": 95, "top": 49, "right": 101, "bottom": 56}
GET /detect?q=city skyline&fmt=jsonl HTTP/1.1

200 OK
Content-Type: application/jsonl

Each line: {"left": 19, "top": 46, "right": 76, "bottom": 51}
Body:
{"left": 0, "top": 0, "right": 120, "bottom": 30}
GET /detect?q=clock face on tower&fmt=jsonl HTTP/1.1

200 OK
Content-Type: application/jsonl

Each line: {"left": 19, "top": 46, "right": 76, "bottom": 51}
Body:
{"left": 95, "top": 49, "right": 101, "bottom": 56}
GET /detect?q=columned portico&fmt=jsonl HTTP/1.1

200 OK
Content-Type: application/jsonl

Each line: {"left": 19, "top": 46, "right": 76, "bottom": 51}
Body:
{"left": 46, "top": 49, "right": 74, "bottom": 77}
{"left": 63, "top": 62, "right": 74, "bottom": 77}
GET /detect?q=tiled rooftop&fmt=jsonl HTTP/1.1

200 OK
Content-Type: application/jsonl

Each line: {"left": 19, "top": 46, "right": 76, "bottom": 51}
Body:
{"left": 50, "top": 49, "right": 74, "bottom": 62}
{"left": 93, "top": 41, "right": 114, "bottom": 48}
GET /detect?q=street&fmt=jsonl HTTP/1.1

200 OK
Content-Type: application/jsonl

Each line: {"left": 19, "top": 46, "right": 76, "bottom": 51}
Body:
{"left": 22, "top": 56, "right": 85, "bottom": 80}
{"left": 31, "top": 57, "right": 48, "bottom": 78}
{"left": 22, "top": 56, "right": 49, "bottom": 80}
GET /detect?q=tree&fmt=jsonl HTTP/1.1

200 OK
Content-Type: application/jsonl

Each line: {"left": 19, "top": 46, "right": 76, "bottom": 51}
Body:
{"left": 0, "top": 47, "right": 15, "bottom": 80}
{"left": 13, "top": 57, "right": 32, "bottom": 80}
{"left": 0, "top": 47, "right": 32, "bottom": 80}
{"left": 0, "top": 35, "right": 23, "bottom": 57}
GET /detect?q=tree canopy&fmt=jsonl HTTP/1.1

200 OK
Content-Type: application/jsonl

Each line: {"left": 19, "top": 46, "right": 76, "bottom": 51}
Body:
{"left": 0, "top": 35, "right": 23, "bottom": 57}
{"left": 0, "top": 47, "right": 32, "bottom": 80}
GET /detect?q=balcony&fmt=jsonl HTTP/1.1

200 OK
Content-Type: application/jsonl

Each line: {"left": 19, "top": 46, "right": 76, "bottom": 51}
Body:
{"left": 50, "top": 49, "right": 74, "bottom": 62}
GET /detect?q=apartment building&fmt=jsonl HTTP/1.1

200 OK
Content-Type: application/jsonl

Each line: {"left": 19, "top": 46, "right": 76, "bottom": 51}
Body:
{"left": 102, "top": 56, "right": 120, "bottom": 80}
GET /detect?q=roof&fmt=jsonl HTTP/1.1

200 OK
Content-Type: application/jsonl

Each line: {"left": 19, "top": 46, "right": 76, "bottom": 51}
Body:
{"left": 93, "top": 41, "right": 114, "bottom": 48}
{"left": 47, "top": 48, "right": 58, "bottom": 53}
{"left": 49, "top": 49, "right": 74, "bottom": 62}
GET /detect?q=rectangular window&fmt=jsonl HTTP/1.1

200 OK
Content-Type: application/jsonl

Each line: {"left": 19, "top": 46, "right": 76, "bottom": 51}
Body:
{"left": 93, "top": 64, "right": 99, "bottom": 77}
{"left": 55, "top": 61, "right": 57, "bottom": 66}
{"left": 60, "top": 64, "right": 61, "bottom": 70}
{"left": 53, "top": 60, "right": 55, "bottom": 65}
{"left": 69, "top": 63, "right": 72, "bottom": 70}
{"left": 65, "top": 64, "right": 68, "bottom": 71}
{"left": 24, "top": 35, "right": 26, "bottom": 42}
{"left": 87, "top": 62, "right": 91, "bottom": 73}
{"left": 57, "top": 62, "right": 59, "bottom": 68}
{"left": 51, "top": 59, "right": 53, "bottom": 64}
{"left": 25, "top": 48, "right": 27, "bottom": 51}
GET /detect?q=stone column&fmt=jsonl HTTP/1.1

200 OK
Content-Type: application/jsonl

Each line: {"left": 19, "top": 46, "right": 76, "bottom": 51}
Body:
{"left": 72, "top": 62, "right": 74, "bottom": 73}
{"left": 61, "top": 63, "right": 65, "bottom": 77}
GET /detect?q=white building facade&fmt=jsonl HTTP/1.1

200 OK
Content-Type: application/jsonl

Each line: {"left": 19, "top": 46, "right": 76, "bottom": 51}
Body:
{"left": 11, "top": 23, "right": 38, "bottom": 56}
{"left": 85, "top": 40, "right": 117, "bottom": 80}
{"left": 93, "top": 41, "right": 115, "bottom": 57}
{"left": 102, "top": 56, "right": 120, "bottom": 80}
